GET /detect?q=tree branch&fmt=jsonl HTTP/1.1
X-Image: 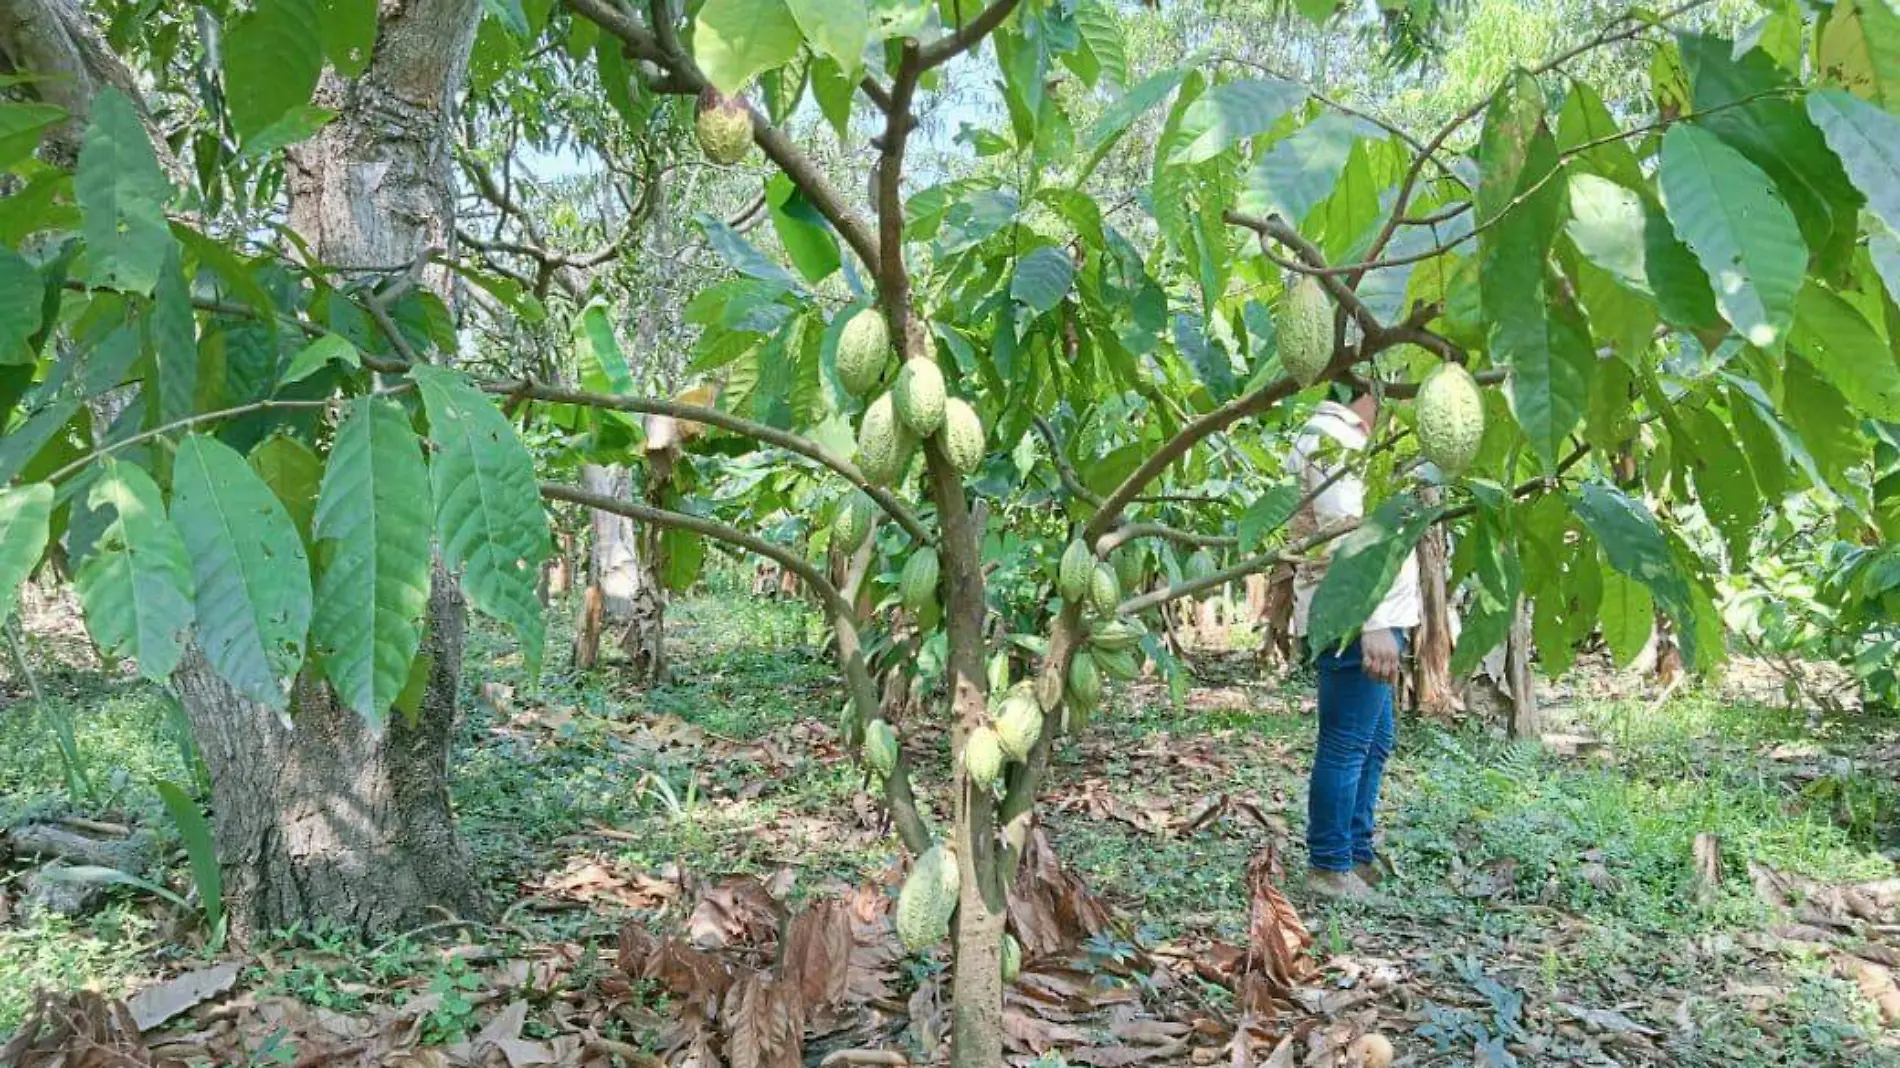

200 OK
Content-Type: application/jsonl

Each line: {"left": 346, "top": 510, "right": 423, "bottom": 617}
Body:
{"left": 498, "top": 380, "right": 934, "bottom": 544}
{"left": 918, "top": 0, "right": 1023, "bottom": 69}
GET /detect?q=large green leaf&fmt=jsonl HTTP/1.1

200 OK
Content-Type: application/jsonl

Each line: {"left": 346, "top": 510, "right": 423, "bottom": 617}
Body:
{"left": 171, "top": 435, "right": 312, "bottom": 709}
{"left": 1166, "top": 78, "right": 1307, "bottom": 166}
{"left": 0, "top": 322, "right": 142, "bottom": 486}
{"left": 76, "top": 89, "right": 174, "bottom": 295}
{"left": 73, "top": 463, "right": 195, "bottom": 680}
{"left": 146, "top": 248, "right": 197, "bottom": 424}
{"left": 0, "top": 483, "right": 52, "bottom": 624}
{"left": 786, "top": 0, "right": 867, "bottom": 78}
{"left": 1239, "top": 113, "right": 1383, "bottom": 225}
{"left": 1011, "top": 247, "right": 1075, "bottom": 313}
{"left": 693, "top": 0, "right": 803, "bottom": 96}
{"left": 153, "top": 779, "right": 222, "bottom": 938}
{"left": 1449, "top": 513, "right": 1519, "bottom": 678}
{"left": 1556, "top": 81, "right": 1643, "bottom": 190}
{"left": 577, "top": 303, "right": 635, "bottom": 394}
{"left": 223, "top": 0, "right": 324, "bottom": 143}
{"left": 1073, "top": 0, "right": 1128, "bottom": 89}
{"left": 310, "top": 398, "right": 433, "bottom": 725}
{"left": 318, "top": 0, "right": 378, "bottom": 78}
{"left": 766, "top": 173, "right": 841, "bottom": 284}
{"left": 1782, "top": 356, "right": 1869, "bottom": 486}
{"left": 1080, "top": 67, "right": 1183, "bottom": 177}
{"left": 1569, "top": 482, "right": 1702, "bottom": 669}
{"left": 1477, "top": 70, "right": 1546, "bottom": 225}
{"left": 0, "top": 245, "right": 43, "bottom": 364}
{"left": 1807, "top": 89, "right": 1900, "bottom": 234}
{"left": 1677, "top": 404, "right": 1760, "bottom": 563}
{"left": 1659, "top": 124, "right": 1805, "bottom": 350}
{"left": 1790, "top": 281, "right": 1900, "bottom": 421}
{"left": 411, "top": 364, "right": 550, "bottom": 678}
{"left": 1565, "top": 174, "right": 1649, "bottom": 294}
{"left": 1597, "top": 563, "right": 1653, "bottom": 669}
{"left": 0, "top": 102, "right": 66, "bottom": 171}
{"left": 1307, "top": 494, "right": 1443, "bottom": 654}
{"left": 248, "top": 434, "right": 323, "bottom": 543}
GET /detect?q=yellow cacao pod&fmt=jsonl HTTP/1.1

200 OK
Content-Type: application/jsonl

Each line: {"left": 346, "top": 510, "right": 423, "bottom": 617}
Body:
{"left": 1087, "top": 563, "right": 1120, "bottom": 617}
{"left": 833, "top": 490, "right": 875, "bottom": 553}
{"left": 694, "top": 89, "right": 754, "bottom": 165}
{"left": 894, "top": 357, "right": 947, "bottom": 437}
{"left": 994, "top": 691, "right": 1043, "bottom": 760}
{"left": 942, "top": 398, "right": 985, "bottom": 475}
{"left": 1002, "top": 933, "right": 1023, "bottom": 982}
{"left": 965, "top": 725, "right": 1004, "bottom": 789}
{"left": 896, "top": 845, "right": 959, "bottom": 952}
{"left": 836, "top": 308, "right": 891, "bottom": 396}
{"left": 856, "top": 392, "right": 915, "bottom": 486}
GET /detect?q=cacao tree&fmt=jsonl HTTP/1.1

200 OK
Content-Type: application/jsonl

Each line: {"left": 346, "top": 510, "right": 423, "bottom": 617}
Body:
{"left": 3, "top": 0, "right": 1900, "bottom": 1062}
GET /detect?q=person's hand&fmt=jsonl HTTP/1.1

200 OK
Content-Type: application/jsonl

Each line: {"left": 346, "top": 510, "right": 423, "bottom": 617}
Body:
{"left": 1361, "top": 628, "right": 1401, "bottom": 685}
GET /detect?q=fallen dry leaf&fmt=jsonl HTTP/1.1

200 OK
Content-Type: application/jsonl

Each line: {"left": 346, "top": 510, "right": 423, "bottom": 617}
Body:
{"left": 126, "top": 961, "right": 241, "bottom": 1032}
{"left": 783, "top": 899, "right": 853, "bottom": 1011}
{"left": 723, "top": 971, "right": 804, "bottom": 1068}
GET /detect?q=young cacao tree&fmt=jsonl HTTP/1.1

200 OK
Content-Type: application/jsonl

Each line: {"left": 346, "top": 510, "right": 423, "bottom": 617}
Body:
{"left": 2, "top": 0, "right": 1898, "bottom": 1061}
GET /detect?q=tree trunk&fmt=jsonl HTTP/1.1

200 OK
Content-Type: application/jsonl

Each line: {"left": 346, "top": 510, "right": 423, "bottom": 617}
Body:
{"left": 175, "top": 571, "right": 485, "bottom": 942}
{"left": 1414, "top": 516, "right": 1462, "bottom": 718}
{"left": 1506, "top": 596, "right": 1539, "bottom": 740}
{"left": 172, "top": 0, "right": 485, "bottom": 941}
{"left": 582, "top": 464, "right": 641, "bottom": 618}
{"left": 0, "top": 0, "right": 148, "bottom": 166}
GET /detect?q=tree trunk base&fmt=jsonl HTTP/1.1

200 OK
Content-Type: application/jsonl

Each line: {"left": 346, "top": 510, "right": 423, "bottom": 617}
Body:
{"left": 173, "top": 575, "right": 487, "bottom": 944}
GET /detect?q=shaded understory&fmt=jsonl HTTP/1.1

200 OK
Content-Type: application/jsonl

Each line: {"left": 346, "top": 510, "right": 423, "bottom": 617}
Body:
{"left": 2, "top": 588, "right": 1897, "bottom": 1065}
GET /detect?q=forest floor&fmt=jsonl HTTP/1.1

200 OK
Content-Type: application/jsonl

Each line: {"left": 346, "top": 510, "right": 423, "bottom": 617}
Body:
{"left": 2, "top": 587, "right": 1899, "bottom": 1066}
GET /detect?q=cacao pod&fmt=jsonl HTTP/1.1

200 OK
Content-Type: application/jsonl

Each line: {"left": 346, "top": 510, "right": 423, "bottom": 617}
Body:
{"left": 965, "top": 725, "right": 1005, "bottom": 789}
{"left": 1057, "top": 539, "right": 1093, "bottom": 603}
{"left": 833, "top": 490, "right": 875, "bottom": 553}
{"left": 1087, "top": 563, "right": 1120, "bottom": 617}
{"left": 1279, "top": 275, "right": 1333, "bottom": 386}
{"left": 1185, "top": 549, "right": 1217, "bottom": 582}
{"left": 864, "top": 719, "right": 897, "bottom": 778}
{"left": 994, "top": 691, "right": 1043, "bottom": 760}
{"left": 694, "top": 89, "right": 754, "bottom": 165}
{"left": 896, "top": 845, "right": 960, "bottom": 952}
{"left": 1002, "top": 933, "right": 1023, "bottom": 983}
{"left": 899, "top": 547, "right": 940, "bottom": 614}
{"left": 1094, "top": 646, "right": 1140, "bottom": 680}
{"left": 942, "top": 397, "right": 985, "bottom": 474}
{"left": 1067, "top": 649, "right": 1103, "bottom": 709}
{"left": 1114, "top": 548, "right": 1145, "bottom": 595}
{"left": 894, "top": 357, "right": 947, "bottom": 437}
{"left": 1088, "top": 620, "right": 1144, "bottom": 652}
{"left": 836, "top": 308, "right": 891, "bottom": 396}
{"left": 856, "top": 392, "right": 915, "bottom": 486}
{"left": 1415, "top": 362, "right": 1485, "bottom": 475}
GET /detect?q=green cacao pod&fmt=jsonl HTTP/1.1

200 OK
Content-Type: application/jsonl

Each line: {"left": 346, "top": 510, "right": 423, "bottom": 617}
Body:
{"left": 1094, "top": 646, "right": 1141, "bottom": 680}
{"left": 833, "top": 491, "right": 875, "bottom": 553}
{"left": 994, "top": 691, "right": 1043, "bottom": 760}
{"left": 1001, "top": 933, "right": 1023, "bottom": 983}
{"left": 1067, "top": 649, "right": 1103, "bottom": 709}
{"left": 1114, "top": 548, "right": 1145, "bottom": 596}
{"left": 1087, "top": 563, "right": 1120, "bottom": 617}
{"left": 896, "top": 845, "right": 960, "bottom": 952}
{"left": 864, "top": 719, "right": 898, "bottom": 778}
{"left": 856, "top": 392, "right": 915, "bottom": 486}
{"left": 1186, "top": 549, "right": 1218, "bottom": 582}
{"left": 942, "top": 398, "right": 985, "bottom": 474}
{"left": 1057, "top": 539, "right": 1094, "bottom": 603}
{"left": 1279, "top": 275, "right": 1333, "bottom": 387}
{"left": 965, "top": 725, "right": 1005, "bottom": 789}
{"left": 899, "top": 547, "right": 940, "bottom": 614}
{"left": 694, "top": 89, "right": 754, "bottom": 165}
{"left": 1089, "top": 620, "right": 1144, "bottom": 652}
{"left": 1415, "top": 362, "right": 1486, "bottom": 475}
{"left": 836, "top": 309, "right": 891, "bottom": 396}
{"left": 894, "top": 358, "right": 947, "bottom": 437}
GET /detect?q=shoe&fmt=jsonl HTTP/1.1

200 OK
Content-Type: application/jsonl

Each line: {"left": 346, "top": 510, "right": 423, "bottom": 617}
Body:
{"left": 1353, "top": 860, "right": 1384, "bottom": 887}
{"left": 1308, "top": 869, "right": 1373, "bottom": 901}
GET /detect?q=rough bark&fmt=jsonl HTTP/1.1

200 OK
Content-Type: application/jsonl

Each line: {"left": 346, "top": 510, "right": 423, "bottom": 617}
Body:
{"left": 581, "top": 464, "right": 641, "bottom": 618}
{"left": 174, "top": 573, "right": 485, "bottom": 942}
{"left": 169, "top": 0, "right": 485, "bottom": 940}
{"left": 0, "top": 0, "right": 145, "bottom": 165}
{"left": 1506, "top": 596, "right": 1539, "bottom": 740}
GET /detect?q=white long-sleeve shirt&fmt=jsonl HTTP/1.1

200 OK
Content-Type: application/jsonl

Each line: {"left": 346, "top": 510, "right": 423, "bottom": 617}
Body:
{"left": 1287, "top": 402, "right": 1421, "bottom": 637}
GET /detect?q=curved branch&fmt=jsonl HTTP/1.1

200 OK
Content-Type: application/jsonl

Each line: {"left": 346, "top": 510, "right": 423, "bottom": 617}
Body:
{"left": 1095, "top": 522, "right": 1236, "bottom": 553}
{"left": 919, "top": 0, "right": 1023, "bottom": 69}
{"left": 539, "top": 482, "right": 932, "bottom": 853}
{"left": 502, "top": 381, "right": 934, "bottom": 544}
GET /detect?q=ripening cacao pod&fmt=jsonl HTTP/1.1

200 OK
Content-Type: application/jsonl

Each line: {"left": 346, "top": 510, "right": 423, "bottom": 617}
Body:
{"left": 894, "top": 357, "right": 947, "bottom": 437}
{"left": 1114, "top": 548, "right": 1145, "bottom": 595}
{"left": 694, "top": 89, "right": 754, "bottom": 165}
{"left": 899, "top": 547, "right": 940, "bottom": 614}
{"left": 1415, "top": 362, "right": 1485, "bottom": 476}
{"left": 965, "top": 725, "right": 1005, "bottom": 789}
{"left": 857, "top": 392, "right": 915, "bottom": 486}
{"left": 833, "top": 490, "right": 875, "bottom": 553}
{"left": 995, "top": 690, "right": 1043, "bottom": 760}
{"left": 942, "top": 398, "right": 985, "bottom": 474}
{"left": 1094, "top": 646, "right": 1140, "bottom": 680}
{"left": 1089, "top": 620, "right": 1144, "bottom": 652}
{"left": 1279, "top": 275, "right": 1333, "bottom": 386}
{"left": 836, "top": 308, "right": 892, "bottom": 396}
{"left": 896, "top": 845, "right": 960, "bottom": 952}
{"left": 1067, "top": 649, "right": 1103, "bottom": 709}
{"left": 1002, "top": 933, "right": 1023, "bottom": 982}
{"left": 864, "top": 719, "right": 898, "bottom": 778}
{"left": 1087, "top": 563, "right": 1120, "bottom": 617}
{"left": 1057, "top": 539, "right": 1093, "bottom": 603}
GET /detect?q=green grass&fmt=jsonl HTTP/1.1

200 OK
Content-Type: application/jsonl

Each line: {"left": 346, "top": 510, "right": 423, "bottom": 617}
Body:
{"left": 2, "top": 596, "right": 1896, "bottom": 1063}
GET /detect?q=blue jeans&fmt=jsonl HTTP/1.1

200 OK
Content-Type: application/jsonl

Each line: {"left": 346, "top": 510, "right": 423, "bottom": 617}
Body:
{"left": 1307, "top": 631, "right": 1405, "bottom": 872}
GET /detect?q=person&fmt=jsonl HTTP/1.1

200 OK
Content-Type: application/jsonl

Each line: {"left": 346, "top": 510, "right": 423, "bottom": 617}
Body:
{"left": 1287, "top": 381, "right": 1419, "bottom": 901}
